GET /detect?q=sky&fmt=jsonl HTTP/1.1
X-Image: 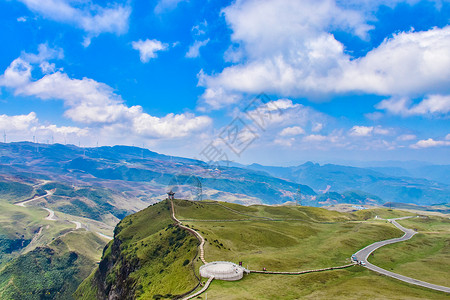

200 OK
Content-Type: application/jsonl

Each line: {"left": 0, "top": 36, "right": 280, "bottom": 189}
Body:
{"left": 0, "top": 0, "right": 449, "bottom": 166}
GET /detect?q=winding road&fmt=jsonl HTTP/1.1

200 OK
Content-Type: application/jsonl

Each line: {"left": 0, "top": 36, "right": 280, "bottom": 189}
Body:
{"left": 15, "top": 189, "right": 55, "bottom": 207}
{"left": 354, "top": 216, "right": 450, "bottom": 294}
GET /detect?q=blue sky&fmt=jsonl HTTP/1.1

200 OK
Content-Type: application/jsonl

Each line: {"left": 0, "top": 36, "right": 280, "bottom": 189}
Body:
{"left": 0, "top": 0, "right": 449, "bottom": 166}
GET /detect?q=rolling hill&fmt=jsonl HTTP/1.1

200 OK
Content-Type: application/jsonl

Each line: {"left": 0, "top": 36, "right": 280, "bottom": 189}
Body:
{"left": 246, "top": 162, "right": 450, "bottom": 205}
{"left": 76, "top": 199, "right": 449, "bottom": 299}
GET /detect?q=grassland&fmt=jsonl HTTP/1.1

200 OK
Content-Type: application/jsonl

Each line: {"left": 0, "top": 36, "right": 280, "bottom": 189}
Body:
{"left": 75, "top": 200, "right": 200, "bottom": 300}
{"left": 0, "top": 230, "right": 105, "bottom": 300}
{"left": 75, "top": 200, "right": 449, "bottom": 299}
{"left": 0, "top": 190, "right": 109, "bottom": 300}
{"left": 370, "top": 216, "right": 450, "bottom": 287}
{"left": 172, "top": 200, "right": 449, "bottom": 299}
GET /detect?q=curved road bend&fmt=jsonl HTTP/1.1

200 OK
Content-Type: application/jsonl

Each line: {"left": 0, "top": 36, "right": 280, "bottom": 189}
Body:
{"left": 355, "top": 217, "right": 450, "bottom": 293}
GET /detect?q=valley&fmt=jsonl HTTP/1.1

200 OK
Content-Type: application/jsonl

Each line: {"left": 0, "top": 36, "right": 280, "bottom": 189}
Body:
{"left": 0, "top": 143, "right": 448, "bottom": 299}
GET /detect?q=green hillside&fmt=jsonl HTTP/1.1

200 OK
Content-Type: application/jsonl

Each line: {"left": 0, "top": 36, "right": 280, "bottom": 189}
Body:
{"left": 0, "top": 181, "right": 110, "bottom": 300}
{"left": 0, "top": 230, "right": 105, "bottom": 300}
{"left": 76, "top": 199, "right": 449, "bottom": 299}
{"left": 75, "top": 200, "right": 199, "bottom": 299}
{"left": 370, "top": 216, "right": 450, "bottom": 287}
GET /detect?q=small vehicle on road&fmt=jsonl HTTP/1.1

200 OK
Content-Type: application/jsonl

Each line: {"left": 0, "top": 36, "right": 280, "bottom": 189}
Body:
{"left": 360, "top": 261, "right": 366, "bottom": 266}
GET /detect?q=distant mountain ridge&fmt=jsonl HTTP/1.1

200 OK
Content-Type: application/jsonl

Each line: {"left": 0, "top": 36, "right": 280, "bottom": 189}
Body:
{"left": 246, "top": 162, "right": 450, "bottom": 205}
{"left": 0, "top": 142, "right": 448, "bottom": 207}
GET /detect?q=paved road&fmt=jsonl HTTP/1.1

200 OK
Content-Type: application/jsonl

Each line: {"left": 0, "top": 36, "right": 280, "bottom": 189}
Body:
{"left": 354, "top": 216, "right": 450, "bottom": 294}
{"left": 15, "top": 190, "right": 55, "bottom": 207}
{"left": 43, "top": 207, "right": 57, "bottom": 221}
{"left": 71, "top": 221, "right": 82, "bottom": 229}
{"left": 96, "top": 232, "right": 113, "bottom": 240}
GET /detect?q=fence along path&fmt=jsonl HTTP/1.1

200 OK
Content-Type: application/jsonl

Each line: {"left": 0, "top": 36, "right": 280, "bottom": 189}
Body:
{"left": 249, "top": 263, "right": 355, "bottom": 275}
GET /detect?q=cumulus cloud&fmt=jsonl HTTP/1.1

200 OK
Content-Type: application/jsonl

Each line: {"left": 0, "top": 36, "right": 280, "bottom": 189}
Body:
{"left": 0, "top": 112, "right": 89, "bottom": 144}
{"left": 411, "top": 138, "right": 450, "bottom": 149}
{"left": 16, "top": 0, "right": 131, "bottom": 44}
{"left": 244, "top": 98, "right": 328, "bottom": 131}
{"left": 303, "top": 134, "right": 327, "bottom": 142}
{"left": 377, "top": 95, "right": 450, "bottom": 116}
{"left": 349, "top": 125, "right": 391, "bottom": 137}
{"left": 349, "top": 126, "right": 373, "bottom": 137}
{"left": 132, "top": 39, "right": 169, "bottom": 63}
{"left": 0, "top": 112, "right": 38, "bottom": 132}
{"left": 186, "top": 39, "right": 210, "bottom": 58}
{"left": 280, "top": 126, "right": 305, "bottom": 136}
{"left": 198, "top": 0, "right": 450, "bottom": 110}
{"left": 0, "top": 47, "right": 212, "bottom": 140}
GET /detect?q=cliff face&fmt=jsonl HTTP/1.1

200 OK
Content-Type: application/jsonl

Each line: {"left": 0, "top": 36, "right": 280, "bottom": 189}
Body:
{"left": 95, "top": 238, "right": 140, "bottom": 299}
{"left": 75, "top": 200, "right": 200, "bottom": 300}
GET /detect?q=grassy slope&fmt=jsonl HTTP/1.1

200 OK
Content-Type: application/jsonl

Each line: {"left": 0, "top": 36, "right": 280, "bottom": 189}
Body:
{"left": 0, "top": 230, "right": 105, "bottom": 300}
{"left": 172, "top": 200, "right": 448, "bottom": 299}
{"left": 75, "top": 200, "right": 199, "bottom": 300}
{"left": 370, "top": 216, "right": 450, "bottom": 287}
{"left": 0, "top": 188, "right": 108, "bottom": 300}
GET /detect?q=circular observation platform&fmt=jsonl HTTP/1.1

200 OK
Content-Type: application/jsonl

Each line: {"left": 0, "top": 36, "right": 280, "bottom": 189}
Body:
{"left": 199, "top": 261, "right": 247, "bottom": 281}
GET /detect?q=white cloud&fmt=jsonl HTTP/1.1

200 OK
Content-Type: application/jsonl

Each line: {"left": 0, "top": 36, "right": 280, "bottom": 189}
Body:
{"left": 154, "top": 0, "right": 187, "bottom": 13}
{"left": 0, "top": 112, "right": 38, "bottom": 132}
{"left": 377, "top": 94, "right": 450, "bottom": 116}
{"left": 280, "top": 126, "right": 305, "bottom": 136}
{"left": 446, "top": 134, "right": 450, "bottom": 141}
{"left": 0, "top": 48, "right": 212, "bottom": 140}
{"left": 349, "top": 126, "right": 373, "bottom": 137}
{"left": 312, "top": 123, "right": 324, "bottom": 132}
{"left": 411, "top": 138, "right": 450, "bottom": 149}
{"left": 397, "top": 134, "right": 416, "bottom": 141}
{"left": 274, "top": 137, "right": 295, "bottom": 147}
{"left": 192, "top": 20, "right": 208, "bottom": 36}
{"left": 0, "top": 44, "right": 63, "bottom": 88}
{"left": 198, "top": 0, "right": 450, "bottom": 110}
{"left": 186, "top": 39, "right": 210, "bottom": 58}
{"left": 349, "top": 125, "right": 391, "bottom": 137}
{"left": 303, "top": 134, "right": 327, "bottom": 142}
{"left": 0, "top": 58, "right": 32, "bottom": 88}
{"left": 17, "top": 16, "right": 27, "bottom": 22}
{"left": 244, "top": 98, "right": 328, "bottom": 130}
{"left": 132, "top": 39, "right": 169, "bottom": 63}
{"left": 17, "top": 0, "right": 131, "bottom": 41}
{"left": 373, "top": 126, "right": 391, "bottom": 135}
